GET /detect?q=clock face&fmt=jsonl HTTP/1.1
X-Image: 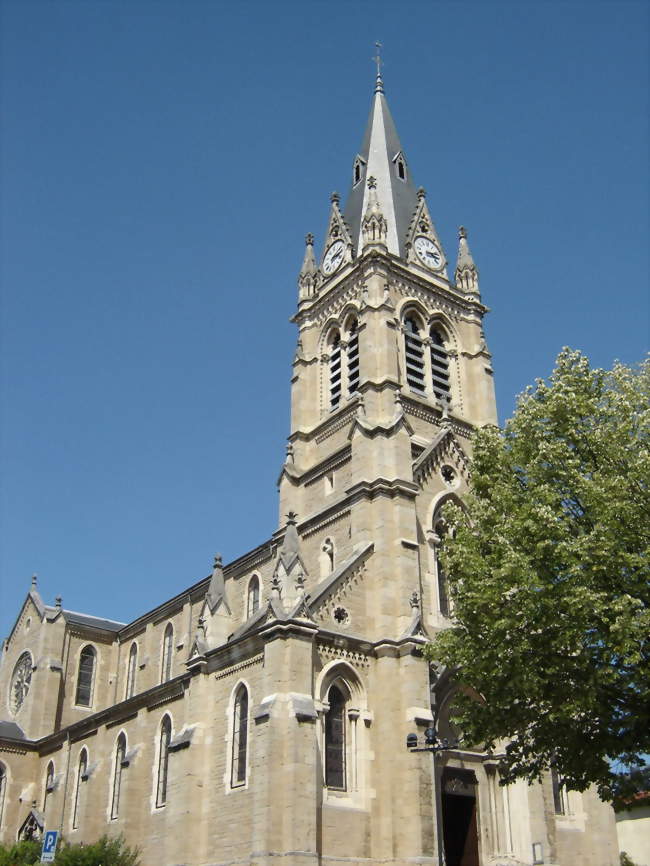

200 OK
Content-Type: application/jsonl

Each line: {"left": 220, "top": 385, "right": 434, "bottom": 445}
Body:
{"left": 322, "top": 240, "right": 345, "bottom": 276}
{"left": 10, "top": 652, "right": 32, "bottom": 714}
{"left": 414, "top": 236, "right": 443, "bottom": 270}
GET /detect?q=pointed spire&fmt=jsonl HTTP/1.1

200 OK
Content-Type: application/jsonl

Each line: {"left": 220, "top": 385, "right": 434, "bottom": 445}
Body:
{"left": 455, "top": 226, "right": 480, "bottom": 295}
{"left": 344, "top": 72, "right": 418, "bottom": 258}
{"left": 361, "top": 176, "right": 387, "bottom": 250}
{"left": 206, "top": 552, "right": 230, "bottom": 613}
{"left": 272, "top": 511, "right": 308, "bottom": 610}
{"left": 279, "top": 511, "right": 301, "bottom": 571}
{"left": 298, "top": 233, "right": 319, "bottom": 300}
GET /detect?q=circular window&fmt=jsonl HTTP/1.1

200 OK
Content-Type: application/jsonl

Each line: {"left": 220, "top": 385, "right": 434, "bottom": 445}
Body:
{"left": 441, "top": 465, "right": 458, "bottom": 487}
{"left": 10, "top": 651, "right": 33, "bottom": 714}
{"left": 333, "top": 606, "right": 349, "bottom": 626}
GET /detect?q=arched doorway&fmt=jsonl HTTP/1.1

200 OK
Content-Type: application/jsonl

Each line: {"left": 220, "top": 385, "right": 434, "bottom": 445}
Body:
{"left": 441, "top": 768, "right": 479, "bottom": 866}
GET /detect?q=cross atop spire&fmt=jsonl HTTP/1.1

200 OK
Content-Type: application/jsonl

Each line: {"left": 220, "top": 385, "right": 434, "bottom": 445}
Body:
{"left": 373, "top": 41, "right": 384, "bottom": 93}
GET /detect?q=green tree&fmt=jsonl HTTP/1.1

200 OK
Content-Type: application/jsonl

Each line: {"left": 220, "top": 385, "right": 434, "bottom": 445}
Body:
{"left": 53, "top": 836, "right": 139, "bottom": 866}
{"left": 426, "top": 350, "right": 649, "bottom": 800}
{"left": 0, "top": 839, "right": 41, "bottom": 866}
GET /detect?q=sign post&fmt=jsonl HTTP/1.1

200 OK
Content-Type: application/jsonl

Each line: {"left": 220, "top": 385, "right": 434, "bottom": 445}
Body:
{"left": 40, "top": 830, "right": 58, "bottom": 863}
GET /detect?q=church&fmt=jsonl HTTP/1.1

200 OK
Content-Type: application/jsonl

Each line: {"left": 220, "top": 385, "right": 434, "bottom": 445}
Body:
{"left": 0, "top": 72, "right": 619, "bottom": 866}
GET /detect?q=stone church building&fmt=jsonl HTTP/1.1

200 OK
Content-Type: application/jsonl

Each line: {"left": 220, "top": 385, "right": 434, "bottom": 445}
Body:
{"left": 1, "top": 73, "right": 619, "bottom": 866}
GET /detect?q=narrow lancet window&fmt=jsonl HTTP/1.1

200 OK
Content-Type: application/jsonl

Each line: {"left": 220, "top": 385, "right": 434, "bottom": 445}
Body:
{"left": 111, "top": 733, "right": 126, "bottom": 819}
{"left": 161, "top": 623, "right": 173, "bottom": 683}
{"left": 325, "top": 685, "right": 346, "bottom": 790}
{"left": 72, "top": 749, "right": 87, "bottom": 829}
{"left": 43, "top": 762, "right": 54, "bottom": 813}
{"left": 231, "top": 685, "right": 249, "bottom": 787}
{"left": 247, "top": 576, "right": 260, "bottom": 618}
{"left": 156, "top": 716, "right": 172, "bottom": 807}
{"left": 0, "top": 763, "right": 7, "bottom": 829}
{"left": 125, "top": 643, "right": 137, "bottom": 699}
{"left": 551, "top": 766, "right": 566, "bottom": 815}
{"left": 75, "top": 646, "right": 96, "bottom": 707}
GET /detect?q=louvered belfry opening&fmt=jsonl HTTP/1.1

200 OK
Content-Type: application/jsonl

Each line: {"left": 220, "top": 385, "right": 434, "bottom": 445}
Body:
{"left": 325, "top": 685, "right": 346, "bottom": 790}
{"left": 329, "top": 331, "right": 342, "bottom": 408}
{"left": 347, "top": 319, "right": 359, "bottom": 394}
{"left": 404, "top": 316, "right": 426, "bottom": 393}
{"left": 430, "top": 326, "right": 451, "bottom": 402}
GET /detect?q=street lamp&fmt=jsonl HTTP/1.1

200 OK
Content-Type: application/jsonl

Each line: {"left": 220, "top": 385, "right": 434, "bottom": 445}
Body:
{"left": 406, "top": 727, "right": 460, "bottom": 753}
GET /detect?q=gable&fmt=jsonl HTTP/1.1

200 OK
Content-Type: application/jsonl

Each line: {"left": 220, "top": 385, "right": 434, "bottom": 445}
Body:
{"left": 307, "top": 543, "right": 373, "bottom": 633}
{"left": 412, "top": 428, "right": 470, "bottom": 490}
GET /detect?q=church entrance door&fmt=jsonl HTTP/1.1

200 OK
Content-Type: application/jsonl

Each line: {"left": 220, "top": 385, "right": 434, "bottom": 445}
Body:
{"left": 441, "top": 768, "right": 479, "bottom": 866}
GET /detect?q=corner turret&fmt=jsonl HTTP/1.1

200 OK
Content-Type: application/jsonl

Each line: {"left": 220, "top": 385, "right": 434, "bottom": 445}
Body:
{"left": 455, "top": 226, "right": 480, "bottom": 296}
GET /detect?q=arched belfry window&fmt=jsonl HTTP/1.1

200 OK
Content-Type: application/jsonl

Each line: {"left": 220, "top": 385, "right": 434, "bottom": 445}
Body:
{"left": 346, "top": 317, "right": 360, "bottom": 394}
{"left": 231, "top": 684, "right": 249, "bottom": 787}
{"left": 43, "top": 761, "right": 55, "bottom": 813}
{"left": 0, "top": 763, "right": 6, "bottom": 829}
{"left": 430, "top": 326, "right": 451, "bottom": 403}
{"left": 72, "top": 749, "right": 87, "bottom": 829}
{"left": 75, "top": 646, "right": 96, "bottom": 707}
{"left": 325, "top": 684, "right": 347, "bottom": 790}
{"left": 156, "top": 715, "right": 172, "bottom": 807}
{"left": 329, "top": 330, "right": 342, "bottom": 409}
{"left": 403, "top": 315, "right": 426, "bottom": 394}
{"left": 247, "top": 575, "right": 260, "bottom": 618}
{"left": 111, "top": 733, "right": 126, "bottom": 819}
{"left": 125, "top": 642, "right": 137, "bottom": 699}
{"left": 161, "top": 623, "right": 173, "bottom": 683}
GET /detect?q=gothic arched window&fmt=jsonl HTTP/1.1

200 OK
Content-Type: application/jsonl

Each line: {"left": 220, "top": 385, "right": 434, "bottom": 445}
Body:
{"left": 329, "top": 330, "right": 342, "bottom": 409}
{"left": 247, "top": 576, "right": 260, "bottom": 618}
{"left": 551, "top": 766, "right": 567, "bottom": 815}
{"left": 403, "top": 315, "right": 426, "bottom": 394}
{"left": 156, "top": 716, "right": 172, "bottom": 807}
{"left": 325, "top": 684, "right": 347, "bottom": 790}
{"left": 346, "top": 317, "right": 360, "bottom": 395}
{"left": 433, "top": 516, "right": 451, "bottom": 617}
{"left": 72, "top": 749, "right": 87, "bottom": 829}
{"left": 43, "top": 761, "right": 55, "bottom": 813}
{"left": 0, "top": 763, "right": 6, "bottom": 830}
{"left": 430, "top": 326, "right": 451, "bottom": 403}
{"left": 75, "top": 646, "right": 96, "bottom": 707}
{"left": 111, "top": 733, "right": 126, "bottom": 819}
{"left": 161, "top": 623, "right": 173, "bottom": 683}
{"left": 125, "top": 642, "right": 137, "bottom": 699}
{"left": 231, "top": 684, "right": 249, "bottom": 787}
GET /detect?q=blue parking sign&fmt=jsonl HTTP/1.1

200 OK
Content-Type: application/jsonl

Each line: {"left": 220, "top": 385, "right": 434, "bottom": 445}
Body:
{"left": 41, "top": 830, "right": 58, "bottom": 863}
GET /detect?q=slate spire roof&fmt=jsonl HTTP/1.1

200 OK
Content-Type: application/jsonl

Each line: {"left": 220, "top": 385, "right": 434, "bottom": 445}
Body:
{"left": 344, "top": 72, "right": 419, "bottom": 258}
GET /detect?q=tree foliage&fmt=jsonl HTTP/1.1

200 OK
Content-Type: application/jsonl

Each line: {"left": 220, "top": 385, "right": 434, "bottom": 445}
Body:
{"left": 54, "top": 835, "right": 139, "bottom": 866}
{"left": 426, "top": 350, "right": 649, "bottom": 800}
{"left": 0, "top": 835, "right": 139, "bottom": 866}
{"left": 0, "top": 840, "right": 41, "bottom": 866}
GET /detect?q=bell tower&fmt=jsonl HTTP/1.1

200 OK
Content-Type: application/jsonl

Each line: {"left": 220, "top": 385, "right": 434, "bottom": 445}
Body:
{"left": 280, "top": 72, "right": 496, "bottom": 510}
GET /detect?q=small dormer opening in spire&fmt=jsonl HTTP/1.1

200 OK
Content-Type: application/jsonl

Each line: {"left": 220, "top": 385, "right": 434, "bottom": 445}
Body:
{"left": 353, "top": 156, "right": 366, "bottom": 187}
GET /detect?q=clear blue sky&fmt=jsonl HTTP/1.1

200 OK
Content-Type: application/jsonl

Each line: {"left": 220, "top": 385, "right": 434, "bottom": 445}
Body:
{"left": 1, "top": 0, "right": 648, "bottom": 639}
